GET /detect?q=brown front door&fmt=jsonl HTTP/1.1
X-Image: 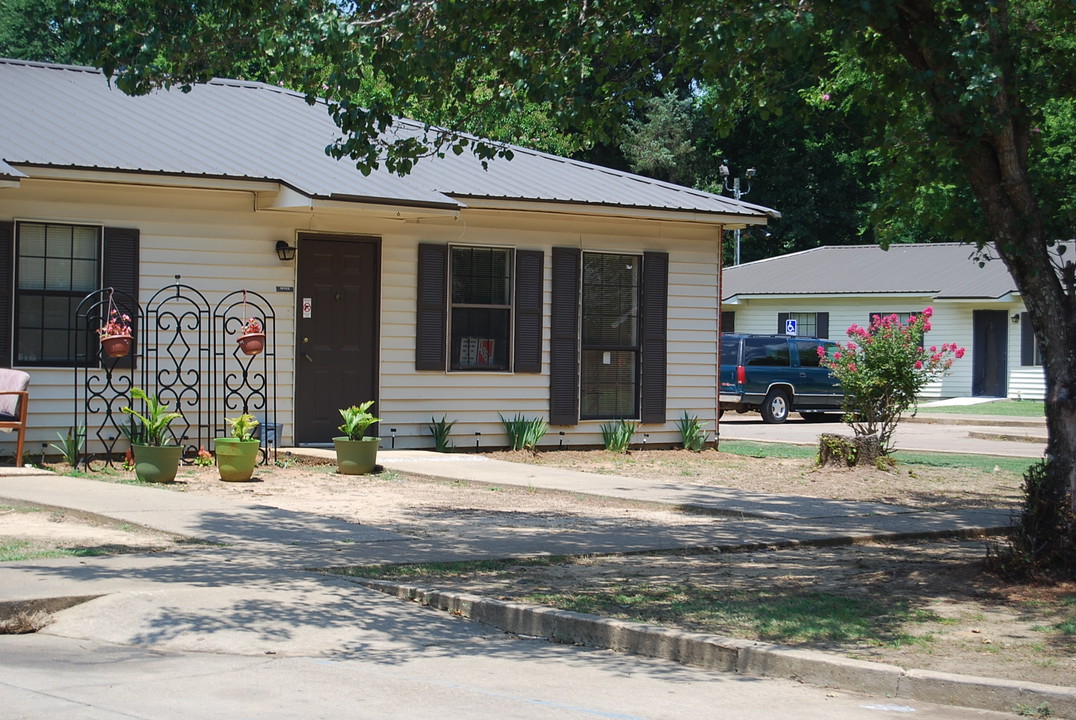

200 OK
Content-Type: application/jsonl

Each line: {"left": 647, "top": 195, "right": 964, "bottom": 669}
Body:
{"left": 294, "top": 234, "right": 381, "bottom": 444}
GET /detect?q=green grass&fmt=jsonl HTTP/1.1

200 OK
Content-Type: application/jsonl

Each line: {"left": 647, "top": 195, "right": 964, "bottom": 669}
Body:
{"left": 523, "top": 585, "right": 936, "bottom": 646}
{"left": 325, "top": 556, "right": 567, "bottom": 579}
{"left": 916, "top": 400, "right": 1044, "bottom": 417}
{"left": 329, "top": 557, "right": 940, "bottom": 647}
{"left": 0, "top": 540, "right": 114, "bottom": 562}
{"left": 719, "top": 440, "right": 1033, "bottom": 473}
{"left": 718, "top": 440, "right": 817, "bottom": 459}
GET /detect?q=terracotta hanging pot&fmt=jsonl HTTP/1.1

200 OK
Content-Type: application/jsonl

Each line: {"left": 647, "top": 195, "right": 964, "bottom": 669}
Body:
{"left": 101, "top": 334, "right": 133, "bottom": 359}
{"left": 237, "top": 332, "right": 265, "bottom": 356}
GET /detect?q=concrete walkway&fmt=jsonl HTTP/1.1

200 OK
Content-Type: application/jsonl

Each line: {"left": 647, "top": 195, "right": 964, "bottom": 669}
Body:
{"left": 0, "top": 417, "right": 1068, "bottom": 719}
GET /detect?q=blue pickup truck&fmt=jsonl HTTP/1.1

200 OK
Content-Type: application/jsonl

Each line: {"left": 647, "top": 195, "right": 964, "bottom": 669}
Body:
{"left": 719, "top": 333, "right": 844, "bottom": 423}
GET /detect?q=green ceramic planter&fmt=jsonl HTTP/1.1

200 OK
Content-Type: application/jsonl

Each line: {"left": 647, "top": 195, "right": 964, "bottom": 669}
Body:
{"left": 333, "top": 436, "right": 380, "bottom": 475}
{"left": 214, "top": 437, "right": 261, "bottom": 481}
{"left": 132, "top": 444, "right": 184, "bottom": 483}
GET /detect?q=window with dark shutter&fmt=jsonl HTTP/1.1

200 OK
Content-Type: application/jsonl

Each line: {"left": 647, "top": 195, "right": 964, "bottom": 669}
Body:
{"left": 449, "top": 246, "right": 513, "bottom": 370}
{"left": 14, "top": 221, "right": 101, "bottom": 367}
{"left": 549, "top": 247, "right": 580, "bottom": 425}
{"left": 1020, "top": 312, "right": 1042, "bottom": 366}
{"left": 580, "top": 252, "right": 640, "bottom": 419}
{"left": 640, "top": 251, "right": 668, "bottom": 424}
{"left": 416, "top": 243, "right": 448, "bottom": 370}
{"left": 720, "top": 310, "right": 735, "bottom": 334}
{"left": 514, "top": 249, "right": 543, "bottom": 373}
{"left": 0, "top": 221, "right": 12, "bottom": 367}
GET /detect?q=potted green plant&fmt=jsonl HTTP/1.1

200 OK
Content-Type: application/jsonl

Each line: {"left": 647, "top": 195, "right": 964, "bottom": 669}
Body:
{"left": 214, "top": 413, "right": 261, "bottom": 482}
{"left": 236, "top": 316, "right": 265, "bottom": 356}
{"left": 121, "top": 388, "right": 184, "bottom": 482}
{"left": 333, "top": 401, "right": 380, "bottom": 475}
{"left": 98, "top": 307, "right": 133, "bottom": 358}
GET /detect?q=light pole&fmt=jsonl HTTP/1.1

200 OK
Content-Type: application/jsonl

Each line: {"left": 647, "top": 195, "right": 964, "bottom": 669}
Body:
{"left": 719, "top": 161, "right": 756, "bottom": 266}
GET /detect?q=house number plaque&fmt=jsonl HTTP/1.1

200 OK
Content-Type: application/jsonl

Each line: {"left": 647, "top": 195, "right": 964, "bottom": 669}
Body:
{"left": 302, "top": 298, "right": 313, "bottom": 318}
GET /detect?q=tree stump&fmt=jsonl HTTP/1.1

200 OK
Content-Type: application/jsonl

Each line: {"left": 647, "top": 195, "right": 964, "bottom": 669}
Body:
{"left": 818, "top": 433, "right": 883, "bottom": 467}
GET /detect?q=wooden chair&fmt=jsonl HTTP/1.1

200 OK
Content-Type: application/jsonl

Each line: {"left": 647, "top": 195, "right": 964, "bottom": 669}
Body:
{"left": 0, "top": 369, "right": 30, "bottom": 466}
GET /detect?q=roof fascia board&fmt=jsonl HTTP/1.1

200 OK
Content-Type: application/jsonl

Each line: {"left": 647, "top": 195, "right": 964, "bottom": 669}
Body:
{"left": 723, "top": 292, "right": 934, "bottom": 302}
{"left": 461, "top": 197, "right": 770, "bottom": 225}
{"left": 725, "top": 292, "right": 1017, "bottom": 303}
{"left": 259, "top": 188, "right": 461, "bottom": 219}
{"left": 16, "top": 165, "right": 281, "bottom": 193}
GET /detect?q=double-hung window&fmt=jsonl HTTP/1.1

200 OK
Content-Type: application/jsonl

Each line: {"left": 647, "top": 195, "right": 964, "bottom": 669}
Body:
{"left": 15, "top": 221, "right": 100, "bottom": 367}
{"left": 580, "top": 252, "right": 640, "bottom": 419}
{"left": 449, "top": 246, "right": 512, "bottom": 371}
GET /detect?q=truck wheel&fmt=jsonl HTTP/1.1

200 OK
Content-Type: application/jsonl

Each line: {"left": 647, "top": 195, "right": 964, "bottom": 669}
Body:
{"left": 761, "top": 389, "right": 790, "bottom": 424}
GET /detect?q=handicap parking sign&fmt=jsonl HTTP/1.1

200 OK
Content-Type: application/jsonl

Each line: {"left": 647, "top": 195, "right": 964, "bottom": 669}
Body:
{"left": 785, "top": 318, "right": 798, "bottom": 336}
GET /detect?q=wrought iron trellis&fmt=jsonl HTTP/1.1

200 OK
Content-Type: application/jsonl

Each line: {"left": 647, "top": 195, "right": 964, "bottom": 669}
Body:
{"left": 75, "top": 278, "right": 277, "bottom": 468}
{"left": 74, "top": 287, "right": 139, "bottom": 465}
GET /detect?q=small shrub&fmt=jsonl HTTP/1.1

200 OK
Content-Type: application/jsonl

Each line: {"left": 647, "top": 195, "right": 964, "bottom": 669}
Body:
{"left": 676, "top": 412, "right": 707, "bottom": 451}
{"left": 600, "top": 419, "right": 636, "bottom": 453}
{"left": 987, "top": 459, "right": 1076, "bottom": 580}
{"left": 0, "top": 608, "right": 51, "bottom": 635}
{"left": 428, "top": 416, "right": 457, "bottom": 452}
{"left": 500, "top": 413, "right": 548, "bottom": 451}
{"left": 338, "top": 401, "right": 380, "bottom": 440}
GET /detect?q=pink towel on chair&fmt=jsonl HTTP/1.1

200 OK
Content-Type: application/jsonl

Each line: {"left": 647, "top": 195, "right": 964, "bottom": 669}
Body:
{"left": 0, "top": 369, "right": 30, "bottom": 419}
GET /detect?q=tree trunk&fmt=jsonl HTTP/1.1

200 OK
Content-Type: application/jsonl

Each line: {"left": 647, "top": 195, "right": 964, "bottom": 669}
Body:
{"left": 878, "top": 2, "right": 1076, "bottom": 565}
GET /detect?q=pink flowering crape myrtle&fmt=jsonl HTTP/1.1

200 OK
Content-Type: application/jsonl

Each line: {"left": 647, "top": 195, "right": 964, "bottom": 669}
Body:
{"left": 819, "top": 307, "right": 965, "bottom": 454}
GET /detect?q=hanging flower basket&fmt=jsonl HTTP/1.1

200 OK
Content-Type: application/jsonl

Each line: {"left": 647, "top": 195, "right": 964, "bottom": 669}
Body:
{"left": 237, "top": 332, "right": 266, "bottom": 356}
{"left": 97, "top": 300, "right": 133, "bottom": 359}
{"left": 101, "top": 333, "right": 133, "bottom": 358}
{"left": 236, "top": 315, "right": 264, "bottom": 356}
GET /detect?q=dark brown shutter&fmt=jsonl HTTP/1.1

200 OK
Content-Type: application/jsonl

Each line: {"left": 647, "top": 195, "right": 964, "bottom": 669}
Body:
{"left": 640, "top": 251, "right": 668, "bottom": 424}
{"left": 416, "top": 243, "right": 447, "bottom": 371}
{"left": 549, "top": 247, "right": 580, "bottom": 425}
{"left": 720, "top": 311, "right": 735, "bottom": 334}
{"left": 777, "top": 312, "right": 789, "bottom": 335}
{"left": 513, "top": 249, "right": 543, "bottom": 373}
{"left": 102, "top": 227, "right": 140, "bottom": 369}
{"left": 0, "top": 221, "right": 11, "bottom": 367}
{"left": 1020, "top": 312, "right": 1035, "bottom": 365}
{"left": 816, "top": 312, "right": 829, "bottom": 339}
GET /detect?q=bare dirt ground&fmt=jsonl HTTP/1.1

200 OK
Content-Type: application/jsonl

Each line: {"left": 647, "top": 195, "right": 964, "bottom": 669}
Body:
{"left": 4, "top": 450, "right": 1073, "bottom": 689}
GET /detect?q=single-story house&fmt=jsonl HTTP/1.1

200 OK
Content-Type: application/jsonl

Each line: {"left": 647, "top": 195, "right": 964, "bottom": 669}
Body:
{"left": 721, "top": 243, "right": 1048, "bottom": 400}
{"left": 0, "top": 58, "right": 776, "bottom": 456}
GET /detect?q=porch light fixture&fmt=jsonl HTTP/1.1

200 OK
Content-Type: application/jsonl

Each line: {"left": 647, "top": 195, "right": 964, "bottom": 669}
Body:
{"left": 275, "top": 241, "right": 297, "bottom": 261}
{"left": 1012, "top": 314, "right": 1021, "bottom": 324}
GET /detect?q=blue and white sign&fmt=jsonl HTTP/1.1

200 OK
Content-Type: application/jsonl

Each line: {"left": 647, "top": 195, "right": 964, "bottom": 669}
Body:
{"left": 785, "top": 318, "right": 798, "bottom": 336}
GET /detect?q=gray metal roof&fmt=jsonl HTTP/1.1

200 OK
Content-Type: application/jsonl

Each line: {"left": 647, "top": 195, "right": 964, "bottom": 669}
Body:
{"left": 0, "top": 58, "right": 776, "bottom": 220}
{"left": 722, "top": 243, "right": 1024, "bottom": 300}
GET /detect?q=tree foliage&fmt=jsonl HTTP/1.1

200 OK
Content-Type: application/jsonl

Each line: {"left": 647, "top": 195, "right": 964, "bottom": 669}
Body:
{"left": 45, "top": 0, "right": 1076, "bottom": 574}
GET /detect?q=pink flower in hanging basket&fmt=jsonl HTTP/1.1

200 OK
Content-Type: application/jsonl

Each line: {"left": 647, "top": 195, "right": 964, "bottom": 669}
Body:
{"left": 97, "top": 308, "right": 132, "bottom": 339}
{"left": 239, "top": 317, "right": 263, "bottom": 335}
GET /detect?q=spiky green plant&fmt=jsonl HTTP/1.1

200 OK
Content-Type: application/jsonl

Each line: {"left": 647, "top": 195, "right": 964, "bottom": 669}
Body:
{"left": 428, "top": 416, "right": 457, "bottom": 452}
{"left": 50, "top": 427, "right": 85, "bottom": 465}
{"left": 600, "top": 419, "right": 636, "bottom": 453}
{"left": 500, "top": 413, "right": 548, "bottom": 451}
{"left": 676, "top": 411, "right": 708, "bottom": 451}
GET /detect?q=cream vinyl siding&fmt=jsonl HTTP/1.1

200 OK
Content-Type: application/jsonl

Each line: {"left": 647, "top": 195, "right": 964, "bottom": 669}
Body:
{"left": 3, "top": 177, "right": 727, "bottom": 456}
{"left": 725, "top": 296, "right": 1044, "bottom": 400}
{"left": 379, "top": 213, "right": 722, "bottom": 449}
{"left": 2, "top": 179, "right": 306, "bottom": 455}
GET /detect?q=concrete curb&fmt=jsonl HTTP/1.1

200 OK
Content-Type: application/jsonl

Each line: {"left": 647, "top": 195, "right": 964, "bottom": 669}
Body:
{"left": 356, "top": 578, "right": 1076, "bottom": 719}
